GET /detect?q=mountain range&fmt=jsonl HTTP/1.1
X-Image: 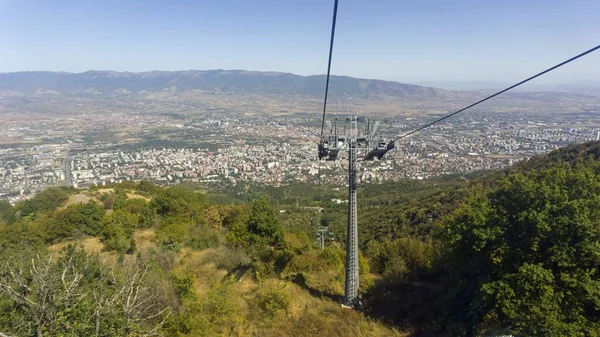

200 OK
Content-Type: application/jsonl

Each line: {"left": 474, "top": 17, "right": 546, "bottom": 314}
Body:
{"left": 0, "top": 70, "right": 456, "bottom": 99}
{"left": 1, "top": 70, "right": 599, "bottom": 116}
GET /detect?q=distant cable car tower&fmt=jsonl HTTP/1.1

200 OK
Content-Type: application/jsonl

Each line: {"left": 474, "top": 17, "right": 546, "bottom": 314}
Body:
{"left": 318, "top": 116, "right": 394, "bottom": 307}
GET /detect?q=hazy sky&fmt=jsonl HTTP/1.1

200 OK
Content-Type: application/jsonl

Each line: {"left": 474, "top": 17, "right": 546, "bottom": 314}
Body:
{"left": 0, "top": 0, "right": 598, "bottom": 84}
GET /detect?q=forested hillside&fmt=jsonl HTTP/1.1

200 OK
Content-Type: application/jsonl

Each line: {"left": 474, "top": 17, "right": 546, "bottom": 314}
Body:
{"left": 363, "top": 142, "right": 600, "bottom": 336}
{"left": 1, "top": 142, "right": 600, "bottom": 336}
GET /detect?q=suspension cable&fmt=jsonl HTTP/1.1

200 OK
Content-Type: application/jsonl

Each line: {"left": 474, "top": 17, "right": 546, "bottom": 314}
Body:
{"left": 319, "top": 0, "right": 339, "bottom": 140}
{"left": 393, "top": 44, "right": 600, "bottom": 142}
{"left": 317, "top": 0, "right": 340, "bottom": 209}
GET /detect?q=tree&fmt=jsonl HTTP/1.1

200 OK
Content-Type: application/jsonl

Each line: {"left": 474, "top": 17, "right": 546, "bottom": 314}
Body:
{"left": 365, "top": 236, "right": 435, "bottom": 280}
{"left": 112, "top": 189, "right": 128, "bottom": 210}
{"left": 151, "top": 187, "right": 207, "bottom": 221}
{"left": 202, "top": 205, "right": 222, "bottom": 228}
{"left": 74, "top": 202, "right": 106, "bottom": 235}
{"left": 119, "top": 198, "right": 156, "bottom": 228}
{"left": 222, "top": 205, "right": 251, "bottom": 246}
{"left": 91, "top": 257, "right": 171, "bottom": 336}
{"left": 18, "top": 187, "right": 70, "bottom": 218}
{"left": 0, "top": 221, "right": 45, "bottom": 251}
{"left": 0, "top": 201, "right": 15, "bottom": 225}
{"left": 44, "top": 202, "right": 106, "bottom": 243}
{"left": 0, "top": 247, "right": 91, "bottom": 336}
{"left": 247, "top": 196, "right": 284, "bottom": 248}
{"left": 100, "top": 210, "right": 136, "bottom": 254}
{"left": 0, "top": 246, "right": 170, "bottom": 336}
{"left": 443, "top": 161, "right": 600, "bottom": 335}
{"left": 156, "top": 219, "right": 189, "bottom": 254}
{"left": 137, "top": 180, "right": 157, "bottom": 195}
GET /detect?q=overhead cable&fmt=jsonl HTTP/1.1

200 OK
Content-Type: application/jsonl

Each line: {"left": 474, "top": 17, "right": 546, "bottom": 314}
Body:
{"left": 319, "top": 0, "right": 339, "bottom": 140}
{"left": 393, "top": 44, "right": 600, "bottom": 142}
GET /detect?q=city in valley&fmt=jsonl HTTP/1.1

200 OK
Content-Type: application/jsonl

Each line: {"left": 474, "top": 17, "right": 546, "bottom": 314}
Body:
{"left": 1, "top": 70, "right": 599, "bottom": 203}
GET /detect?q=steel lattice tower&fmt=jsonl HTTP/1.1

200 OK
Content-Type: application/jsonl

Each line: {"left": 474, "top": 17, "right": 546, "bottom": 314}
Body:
{"left": 344, "top": 123, "right": 360, "bottom": 306}
{"left": 318, "top": 115, "right": 394, "bottom": 308}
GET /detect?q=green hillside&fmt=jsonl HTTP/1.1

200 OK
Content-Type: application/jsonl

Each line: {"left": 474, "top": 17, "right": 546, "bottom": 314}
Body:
{"left": 1, "top": 142, "right": 600, "bottom": 336}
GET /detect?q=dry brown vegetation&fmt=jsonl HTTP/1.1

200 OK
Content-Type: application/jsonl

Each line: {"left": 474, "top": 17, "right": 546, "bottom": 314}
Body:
{"left": 45, "top": 226, "right": 405, "bottom": 336}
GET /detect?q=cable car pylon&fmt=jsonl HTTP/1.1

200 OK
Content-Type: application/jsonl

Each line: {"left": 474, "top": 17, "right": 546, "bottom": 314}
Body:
{"left": 319, "top": 116, "right": 393, "bottom": 308}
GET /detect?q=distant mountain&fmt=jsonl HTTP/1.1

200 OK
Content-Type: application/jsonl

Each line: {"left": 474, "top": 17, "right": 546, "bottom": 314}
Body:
{"left": 0, "top": 70, "right": 456, "bottom": 99}
{"left": 415, "top": 80, "right": 512, "bottom": 91}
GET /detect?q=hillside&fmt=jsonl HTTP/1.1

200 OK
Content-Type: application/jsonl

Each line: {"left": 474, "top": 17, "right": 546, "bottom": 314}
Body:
{"left": 2, "top": 142, "right": 600, "bottom": 336}
{"left": 0, "top": 184, "right": 405, "bottom": 337}
{"left": 510, "top": 140, "right": 600, "bottom": 172}
{"left": 0, "top": 70, "right": 454, "bottom": 99}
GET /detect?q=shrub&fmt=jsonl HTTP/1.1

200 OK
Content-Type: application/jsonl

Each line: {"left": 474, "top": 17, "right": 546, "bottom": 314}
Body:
{"left": 169, "top": 269, "right": 197, "bottom": 299}
{"left": 187, "top": 231, "right": 220, "bottom": 250}
{"left": 254, "top": 287, "right": 291, "bottom": 317}
{"left": 365, "top": 236, "right": 435, "bottom": 280}
{"left": 156, "top": 218, "right": 191, "bottom": 253}
{"left": 101, "top": 220, "right": 134, "bottom": 254}
{"left": 99, "top": 210, "right": 135, "bottom": 254}
{"left": 159, "top": 235, "right": 182, "bottom": 254}
{"left": 0, "top": 201, "right": 15, "bottom": 224}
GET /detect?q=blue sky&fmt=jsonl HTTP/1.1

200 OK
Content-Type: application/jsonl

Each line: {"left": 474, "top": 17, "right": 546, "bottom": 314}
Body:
{"left": 0, "top": 0, "right": 598, "bottom": 84}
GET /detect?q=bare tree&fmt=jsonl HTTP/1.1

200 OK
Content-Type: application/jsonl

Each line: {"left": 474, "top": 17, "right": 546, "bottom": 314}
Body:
{"left": 0, "top": 248, "right": 170, "bottom": 336}
{"left": 92, "top": 258, "right": 171, "bottom": 337}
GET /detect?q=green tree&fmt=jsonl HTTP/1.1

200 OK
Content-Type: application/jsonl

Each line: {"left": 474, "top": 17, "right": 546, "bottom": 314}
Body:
{"left": 366, "top": 236, "right": 435, "bottom": 280}
{"left": 43, "top": 201, "right": 106, "bottom": 243}
{"left": 74, "top": 201, "right": 106, "bottom": 236}
{"left": 100, "top": 210, "right": 136, "bottom": 254}
{"left": 443, "top": 161, "right": 600, "bottom": 335}
{"left": 112, "top": 189, "right": 128, "bottom": 210}
{"left": 222, "top": 204, "right": 251, "bottom": 246}
{"left": 247, "top": 196, "right": 284, "bottom": 248}
{"left": 0, "top": 221, "right": 46, "bottom": 252}
{"left": 18, "top": 187, "right": 71, "bottom": 218}
{"left": 156, "top": 219, "right": 190, "bottom": 253}
{"left": 0, "top": 200, "right": 15, "bottom": 224}
{"left": 137, "top": 180, "right": 157, "bottom": 195}
{"left": 120, "top": 198, "right": 156, "bottom": 228}
{"left": 151, "top": 187, "right": 208, "bottom": 221}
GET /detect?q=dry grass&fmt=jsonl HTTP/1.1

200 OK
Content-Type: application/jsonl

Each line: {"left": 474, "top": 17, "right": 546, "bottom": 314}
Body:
{"left": 133, "top": 228, "right": 157, "bottom": 251}
{"left": 47, "top": 241, "right": 72, "bottom": 256}
{"left": 239, "top": 278, "right": 407, "bottom": 337}
{"left": 60, "top": 193, "right": 95, "bottom": 209}
{"left": 126, "top": 193, "right": 150, "bottom": 201}
{"left": 48, "top": 236, "right": 117, "bottom": 263}
{"left": 172, "top": 244, "right": 405, "bottom": 336}
{"left": 48, "top": 229, "right": 156, "bottom": 260}
{"left": 58, "top": 189, "right": 151, "bottom": 211}
{"left": 178, "top": 248, "right": 230, "bottom": 296}
{"left": 97, "top": 188, "right": 150, "bottom": 201}
{"left": 80, "top": 237, "right": 104, "bottom": 255}
{"left": 46, "top": 229, "right": 406, "bottom": 336}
